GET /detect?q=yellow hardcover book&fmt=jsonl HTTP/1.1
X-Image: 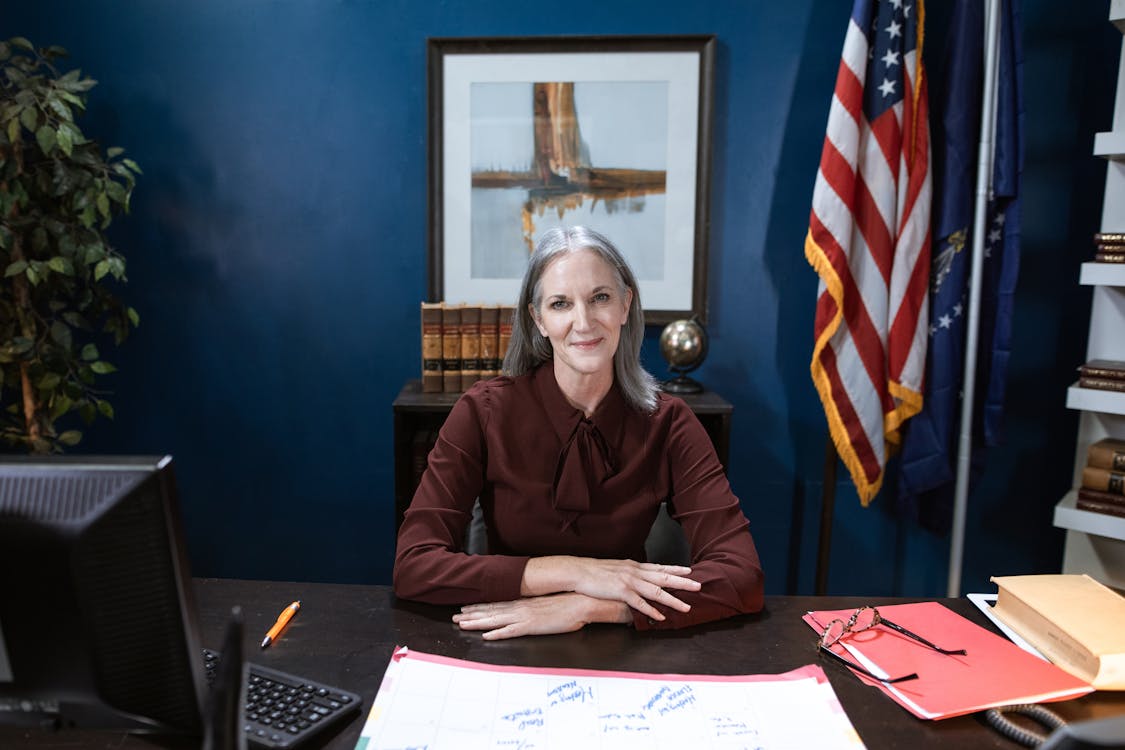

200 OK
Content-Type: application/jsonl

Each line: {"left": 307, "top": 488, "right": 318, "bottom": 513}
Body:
{"left": 990, "top": 574, "right": 1125, "bottom": 689}
{"left": 459, "top": 304, "right": 482, "bottom": 391}
{"left": 441, "top": 303, "right": 462, "bottom": 393}
{"left": 478, "top": 304, "right": 500, "bottom": 378}
{"left": 498, "top": 305, "right": 515, "bottom": 373}
{"left": 1087, "top": 437, "right": 1125, "bottom": 472}
{"left": 420, "top": 302, "right": 443, "bottom": 393}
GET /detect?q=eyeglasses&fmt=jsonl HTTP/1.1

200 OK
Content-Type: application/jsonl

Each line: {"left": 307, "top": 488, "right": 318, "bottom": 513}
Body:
{"left": 815, "top": 606, "right": 967, "bottom": 684}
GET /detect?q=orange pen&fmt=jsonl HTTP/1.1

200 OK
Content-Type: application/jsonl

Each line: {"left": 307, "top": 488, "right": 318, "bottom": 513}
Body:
{"left": 260, "top": 600, "right": 301, "bottom": 649}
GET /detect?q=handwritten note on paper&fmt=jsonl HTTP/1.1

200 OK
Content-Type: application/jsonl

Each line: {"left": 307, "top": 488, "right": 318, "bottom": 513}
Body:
{"left": 354, "top": 647, "right": 865, "bottom": 750}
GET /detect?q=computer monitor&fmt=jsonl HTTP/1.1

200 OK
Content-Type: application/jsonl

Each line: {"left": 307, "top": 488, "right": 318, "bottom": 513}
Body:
{"left": 0, "top": 455, "right": 207, "bottom": 733}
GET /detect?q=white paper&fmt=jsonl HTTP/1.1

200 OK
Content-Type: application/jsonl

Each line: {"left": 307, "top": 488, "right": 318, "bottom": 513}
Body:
{"left": 356, "top": 648, "right": 865, "bottom": 750}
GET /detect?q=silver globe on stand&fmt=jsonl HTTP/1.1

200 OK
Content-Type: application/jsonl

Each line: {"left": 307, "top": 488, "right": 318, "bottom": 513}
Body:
{"left": 658, "top": 318, "right": 708, "bottom": 394}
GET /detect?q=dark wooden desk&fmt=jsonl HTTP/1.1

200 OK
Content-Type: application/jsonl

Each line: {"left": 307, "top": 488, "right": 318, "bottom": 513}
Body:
{"left": 3, "top": 579, "right": 1122, "bottom": 749}
{"left": 392, "top": 378, "right": 734, "bottom": 530}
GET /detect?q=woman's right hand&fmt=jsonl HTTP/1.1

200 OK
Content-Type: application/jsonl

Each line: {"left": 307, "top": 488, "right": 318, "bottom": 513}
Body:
{"left": 522, "top": 556, "right": 701, "bottom": 622}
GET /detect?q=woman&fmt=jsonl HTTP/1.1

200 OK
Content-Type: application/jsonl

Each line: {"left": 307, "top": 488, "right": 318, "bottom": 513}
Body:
{"left": 394, "top": 226, "right": 764, "bottom": 639}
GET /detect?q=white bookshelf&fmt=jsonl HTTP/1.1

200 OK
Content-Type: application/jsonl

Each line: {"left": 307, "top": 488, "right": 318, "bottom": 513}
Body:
{"left": 1054, "top": 6, "right": 1125, "bottom": 586}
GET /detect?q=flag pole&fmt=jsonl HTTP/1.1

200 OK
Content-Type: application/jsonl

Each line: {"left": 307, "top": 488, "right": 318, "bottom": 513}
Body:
{"left": 947, "top": 0, "right": 1003, "bottom": 598}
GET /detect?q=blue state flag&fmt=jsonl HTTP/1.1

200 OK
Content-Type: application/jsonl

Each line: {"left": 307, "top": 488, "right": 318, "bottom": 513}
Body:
{"left": 897, "top": 0, "right": 1024, "bottom": 532}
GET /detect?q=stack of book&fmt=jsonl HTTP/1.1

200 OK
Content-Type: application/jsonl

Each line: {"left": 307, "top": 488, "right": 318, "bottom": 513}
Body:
{"left": 420, "top": 302, "right": 515, "bottom": 393}
{"left": 1093, "top": 231, "right": 1125, "bottom": 263}
{"left": 1078, "top": 437, "right": 1125, "bottom": 518}
{"left": 1077, "top": 358, "right": 1125, "bottom": 393}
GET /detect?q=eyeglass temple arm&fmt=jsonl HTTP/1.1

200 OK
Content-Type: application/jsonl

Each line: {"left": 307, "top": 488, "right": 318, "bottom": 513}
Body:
{"left": 818, "top": 645, "right": 919, "bottom": 684}
{"left": 879, "top": 618, "right": 967, "bottom": 655}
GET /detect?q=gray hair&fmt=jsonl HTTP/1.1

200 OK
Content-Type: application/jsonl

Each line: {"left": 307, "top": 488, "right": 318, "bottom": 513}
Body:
{"left": 503, "top": 226, "right": 658, "bottom": 413}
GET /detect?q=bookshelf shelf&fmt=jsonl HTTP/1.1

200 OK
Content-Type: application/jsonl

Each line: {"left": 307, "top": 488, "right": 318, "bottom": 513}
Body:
{"left": 1054, "top": 490, "right": 1125, "bottom": 541}
{"left": 1066, "top": 383, "right": 1125, "bottom": 415}
{"left": 1094, "top": 130, "right": 1125, "bottom": 159}
{"left": 1079, "top": 262, "right": 1125, "bottom": 287}
{"left": 1055, "top": 5, "right": 1125, "bottom": 588}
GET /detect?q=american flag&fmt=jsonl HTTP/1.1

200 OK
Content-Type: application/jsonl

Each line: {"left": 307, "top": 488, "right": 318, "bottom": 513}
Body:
{"left": 806, "top": 0, "right": 932, "bottom": 506}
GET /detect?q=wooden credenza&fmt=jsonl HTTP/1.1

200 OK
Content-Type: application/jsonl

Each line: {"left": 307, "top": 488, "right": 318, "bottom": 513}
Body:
{"left": 392, "top": 379, "right": 733, "bottom": 530}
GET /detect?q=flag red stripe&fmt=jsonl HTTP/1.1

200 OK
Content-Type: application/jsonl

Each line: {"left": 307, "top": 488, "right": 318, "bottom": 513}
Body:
{"left": 888, "top": 232, "right": 931, "bottom": 379}
{"left": 820, "top": 345, "right": 882, "bottom": 483}
{"left": 809, "top": 213, "right": 891, "bottom": 411}
{"left": 853, "top": 171, "right": 895, "bottom": 284}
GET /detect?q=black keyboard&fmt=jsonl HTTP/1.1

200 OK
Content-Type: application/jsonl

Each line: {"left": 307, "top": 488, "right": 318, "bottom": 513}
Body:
{"left": 203, "top": 649, "right": 362, "bottom": 749}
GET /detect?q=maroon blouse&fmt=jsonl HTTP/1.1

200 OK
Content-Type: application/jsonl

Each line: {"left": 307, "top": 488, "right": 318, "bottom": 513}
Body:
{"left": 393, "top": 364, "right": 765, "bottom": 630}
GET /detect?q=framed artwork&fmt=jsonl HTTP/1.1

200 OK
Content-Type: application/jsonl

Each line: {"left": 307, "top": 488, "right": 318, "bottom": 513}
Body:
{"left": 428, "top": 35, "right": 715, "bottom": 324}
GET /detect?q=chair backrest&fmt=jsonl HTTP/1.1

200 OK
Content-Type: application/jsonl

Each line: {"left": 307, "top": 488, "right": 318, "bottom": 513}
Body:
{"left": 463, "top": 501, "right": 690, "bottom": 566}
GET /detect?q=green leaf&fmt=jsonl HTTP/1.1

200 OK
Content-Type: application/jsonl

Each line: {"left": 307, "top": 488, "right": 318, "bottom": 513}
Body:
{"left": 58, "top": 430, "right": 82, "bottom": 446}
{"left": 122, "top": 158, "right": 142, "bottom": 174}
{"left": 62, "top": 311, "right": 89, "bottom": 329}
{"left": 107, "top": 146, "right": 124, "bottom": 158}
{"left": 95, "top": 191, "right": 109, "bottom": 219}
{"left": 90, "top": 361, "right": 116, "bottom": 375}
{"left": 56, "top": 124, "right": 72, "bottom": 156}
{"left": 46, "top": 95, "right": 72, "bottom": 122}
{"left": 6, "top": 117, "right": 18, "bottom": 144}
{"left": 50, "top": 393, "right": 72, "bottom": 420}
{"left": 50, "top": 320, "right": 71, "bottom": 351}
{"left": 105, "top": 180, "right": 127, "bottom": 204}
{"left": 10, "top": 337, "right": 33, "bottom": 355}
{"left": 56, "top": 89, "right": 85, "bottom": 109}
{"left": 4, "top": 260, "right": 27, "bottom": 277}
{"left": 31, "top": 226, "right": 47, "bottom": 253}
{"left": 19, "top": 105, "right": 36, "bottom": 132}
{"left": 96, "top": 399, "right": 114, "bottom": 419}
{"left": 10, "top": 37, "right": 33, "bottom": 51}
{"left": 46, "top": 256, "right": 74, "bottom": 275}
{"left": 25, "top": 265, "right": 40, "bottom": 285}
{"left": 36, "top": 372, "right": 61, "bottom": 390}
{"left": 94, "top": 258, "right": 110, "bottom": 280}
{"left": 35, "top": 124, "right": 56, "bottom": 155}
{"left": 127, "top": 306, "right": 140, "bottom": 327}
{"left": 80, "top": 343, "right": 98, "bottom": 360}
{"left": 79, "top": 401, "right": 95, "bottom": 424}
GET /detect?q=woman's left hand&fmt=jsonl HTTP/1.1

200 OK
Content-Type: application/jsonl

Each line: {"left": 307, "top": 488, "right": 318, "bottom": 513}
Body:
{"left": 453, "top": 593, "right": 630, "bottom": 640}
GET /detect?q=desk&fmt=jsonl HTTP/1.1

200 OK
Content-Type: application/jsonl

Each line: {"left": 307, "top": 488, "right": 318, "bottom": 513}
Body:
{"left": 3, "top": 579, "right": 1123, "bottom": 749}
{"left": 392, "top": 378, "right": 734, "bottom": 530}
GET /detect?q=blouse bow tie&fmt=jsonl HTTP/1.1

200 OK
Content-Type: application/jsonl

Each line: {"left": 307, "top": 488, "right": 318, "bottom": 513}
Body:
{"left": 553, "top": 418, "right": 617, "bottom": 529}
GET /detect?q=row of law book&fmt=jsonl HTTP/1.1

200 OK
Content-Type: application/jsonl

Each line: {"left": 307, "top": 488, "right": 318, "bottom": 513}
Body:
{"left": 1077, "top": 437, "right": 1125, "bottom": 519}
{"left": 1076, "top": 358, "right": 1125, "bottom": 393}
{"left": 1092, "top": 231, "right": 1125, "bottom": 263}
{"left": 421, "top": 302, "right": 516, "bottom": 393}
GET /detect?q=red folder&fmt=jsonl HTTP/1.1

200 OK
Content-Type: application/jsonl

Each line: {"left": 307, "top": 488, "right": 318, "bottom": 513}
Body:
{"left": 802, "top": 601, "right": 1093, "bottom": 719}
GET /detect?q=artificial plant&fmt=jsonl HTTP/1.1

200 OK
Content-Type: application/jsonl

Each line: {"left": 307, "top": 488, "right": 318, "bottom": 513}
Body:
{"left": 0, "top": 37, "right": 141, "bottom": 453}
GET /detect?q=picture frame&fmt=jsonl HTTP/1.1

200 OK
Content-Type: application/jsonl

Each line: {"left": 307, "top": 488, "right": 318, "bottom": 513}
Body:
{"left": 428, "top": 35, "right": 715, "bottom": 324}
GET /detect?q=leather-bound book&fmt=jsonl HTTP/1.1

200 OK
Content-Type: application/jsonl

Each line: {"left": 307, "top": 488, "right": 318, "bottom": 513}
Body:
{"left": 459, "top": 304, "right": 482, "bottom": 391}
{"left": 498, "top": 305, "right": 515, "bottom": 372}
{"left": 1081, "top": 466, "right": 1125, "bottom": 496}
{"left": 1079, "top": 377, "right": 1125, "bottom": 392}
{"left": 1077, "top": 487, "right": 1125, "bottom": 517}
{"left": 1078, "top": 359, "right": 1125, "bottom": 380}
{"left": 479, "top": 305, "right": 500, "bottom": 379}
{"left": 1086, "top": 438, "right": 1125, "bottom": 472}
{"left": 420, "top": 302, "right": 443, "bottom": 393}
{"left": 441, "top": 303, "right": 462, "bottom": 393}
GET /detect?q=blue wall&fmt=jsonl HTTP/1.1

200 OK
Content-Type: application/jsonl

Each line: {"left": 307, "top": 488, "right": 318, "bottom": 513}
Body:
{"left": 5, "top": 1, "right": 1119, "bottom": 596}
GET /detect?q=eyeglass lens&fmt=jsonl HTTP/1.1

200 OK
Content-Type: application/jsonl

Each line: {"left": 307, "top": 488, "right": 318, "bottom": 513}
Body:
{"left": 820, "top": 607, "right": 879, "bottom": 647}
